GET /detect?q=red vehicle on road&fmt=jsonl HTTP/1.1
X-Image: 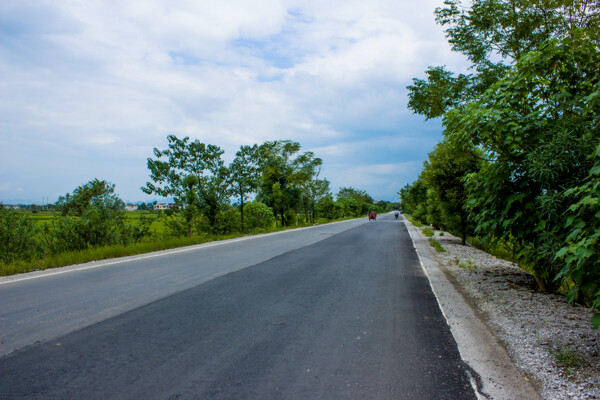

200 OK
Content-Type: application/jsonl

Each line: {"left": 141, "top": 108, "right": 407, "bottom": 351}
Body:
{"left": 368, "top": 210, "right": 377, "bottom": 221}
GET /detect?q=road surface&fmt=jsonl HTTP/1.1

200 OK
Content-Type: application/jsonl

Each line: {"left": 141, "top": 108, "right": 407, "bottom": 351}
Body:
{"left": 0, "top": 214, "right": 477, "bottom": 399}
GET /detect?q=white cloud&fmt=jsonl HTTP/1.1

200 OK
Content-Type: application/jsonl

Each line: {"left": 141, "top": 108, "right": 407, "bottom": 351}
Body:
{"left": 0, "top": 0, "right": 469, "bottom": 203}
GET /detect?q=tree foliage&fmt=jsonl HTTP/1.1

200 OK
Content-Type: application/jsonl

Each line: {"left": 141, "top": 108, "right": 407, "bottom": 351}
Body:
{"left": 56, "top": 179, "right": 123, "bottom": 216}
{"left": 142, "top": 134, "right": 231, "bottom": 230}
{"left": 230, "top": 144, "right": 261, "bottom": 232}
{"left": 421, "top": 140, "right": 481, "bottom": 244}
{"left": 0, "top": 207, "right": 40, "bottom": 263}
{"left": 408, "top": 0, "right": 600, "bottom": 119}
{"left": 406, "top": 1, "right": 600, "bottom": 327}
{"left": 256, "top": 140, "right": 323, "bottom": 226}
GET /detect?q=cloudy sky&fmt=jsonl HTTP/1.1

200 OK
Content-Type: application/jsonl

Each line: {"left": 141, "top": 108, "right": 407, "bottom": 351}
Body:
{"left": 1, "top": 0, "right": 469, "bottom": 204}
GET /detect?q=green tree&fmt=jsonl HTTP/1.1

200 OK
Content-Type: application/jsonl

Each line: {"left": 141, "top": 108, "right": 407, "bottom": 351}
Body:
{"left": 398, "top": 178, "right": 428, "bottom": 220}
{"left": 445, "top": 36, "right": 599, "bottom": 294}
{"left": 316, "top": 195, "right": 336, "bottom": 220}
{"left": 56, "top": 178, "right": 123, "bottom": 216}
{"left": 301, "top": 178, "right": 331, "bottom": 223}
{"left": 142, "top": 135, "right": 231, "bottom": 231}
{"left": 43, "top": 179, "right": 141, "bottom": 252}
{"left": 230, "top": 144, "right": 260, "bottom": 232}
{"left": 408, "top": 0, "right": 600, "bottom": 119}
{"left": 257, "top": 140, "right": 322, "bottom": 227}
{"left": 336, "top": 187, "right": 373, "bottom": 216}
{"left": 421, "top": 140, "right": 481, "bottom": 244}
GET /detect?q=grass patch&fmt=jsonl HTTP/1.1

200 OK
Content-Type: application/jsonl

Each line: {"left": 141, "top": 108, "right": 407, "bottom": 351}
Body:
{"left": 458, "top": 258, "right": 477, "bottom": 271}
{"left": 467, "top": 236, "right": 516, "bottom": 263}
{"left": 405, "top": 214, "right": 423, "bottom": 227}
{"left": 428, "top": 238, "right": 445, "bottom": 253}
{"left": 422, "top": 227, "right": 434, "bottom": 237}
{"left": 550, "top": 346, "right": 585, "bottom": 375}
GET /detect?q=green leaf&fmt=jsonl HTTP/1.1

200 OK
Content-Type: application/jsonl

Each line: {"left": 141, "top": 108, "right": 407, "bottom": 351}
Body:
{"left": 593, "top": 313, "right": 600, "bottom": 330}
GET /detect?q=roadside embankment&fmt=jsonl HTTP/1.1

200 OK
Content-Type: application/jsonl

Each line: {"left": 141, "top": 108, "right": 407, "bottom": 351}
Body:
{"left": 405, "top": 217, "right": 600, "bottom": 400}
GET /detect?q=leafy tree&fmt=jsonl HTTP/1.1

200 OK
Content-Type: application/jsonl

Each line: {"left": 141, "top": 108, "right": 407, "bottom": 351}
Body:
{"left": 408, "top": 0, "right": 600, "bottom": 119}
{"left": 398, "top": 178, "right": 429, "bottom": 221}
{"left": 257, "top": 140, "right": 322, "bottom": 226}
{"left": 215, "top": 207, "right": 242, "bottom": 235}
{"left": 142, "top": 135, "right": 231, "bottom": 231}
{"left": 421, "top": 140, "right": 481, "bottom": 244}
{"left": 557, "top": 142, "right": 600, "bottom": 328}
{"left": 301, "top": 178, "right": 331, "bottom": 223}
{"left": 446, "top": 36, "right": 599, "bottom": 294}
{"left": 336, "top": 187, "right": 373, "bottom": 216}
{"left": 316, "top": 195, "right": 336, "bottom": 220}
{"left": 230, "top": 144, "right": 260, "bottom": 232}
{"left": 56, "top": 178, "right": 123, "bottom": 216}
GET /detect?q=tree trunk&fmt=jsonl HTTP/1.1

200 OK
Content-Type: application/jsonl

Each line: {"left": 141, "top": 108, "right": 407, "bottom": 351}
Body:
{"left": 240, "top": 194, "right": 245, "bottom": 233}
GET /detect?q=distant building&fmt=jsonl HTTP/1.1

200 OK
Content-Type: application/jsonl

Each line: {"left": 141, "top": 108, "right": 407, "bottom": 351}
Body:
{"left": 154, "top": 203, "right": 168, "bottom": 211}
{"left": 124, "top": 204, "right": 138, "bottom": 212}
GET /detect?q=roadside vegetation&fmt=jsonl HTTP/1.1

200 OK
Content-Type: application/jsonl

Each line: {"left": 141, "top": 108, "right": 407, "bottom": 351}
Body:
{"left": 400, "top": 0, "right": 600, "bottom": 329}
{"left": 1, "top": 140, "right": 397, "bottom": 276}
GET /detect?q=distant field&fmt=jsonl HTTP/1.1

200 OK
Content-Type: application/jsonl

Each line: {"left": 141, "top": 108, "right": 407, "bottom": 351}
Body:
{"left": 25, "top": 211, "right": 168, "bottom": 238}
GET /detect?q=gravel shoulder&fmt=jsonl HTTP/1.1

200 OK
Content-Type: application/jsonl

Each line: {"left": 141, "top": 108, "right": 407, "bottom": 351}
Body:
{"left": 406, "top": 217, "right": 600, "bottom": 400}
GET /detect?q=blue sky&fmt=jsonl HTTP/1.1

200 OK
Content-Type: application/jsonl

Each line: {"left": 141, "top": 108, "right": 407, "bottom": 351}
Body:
{"left": 0, "top": 0, "right": 469, "bottom": 204}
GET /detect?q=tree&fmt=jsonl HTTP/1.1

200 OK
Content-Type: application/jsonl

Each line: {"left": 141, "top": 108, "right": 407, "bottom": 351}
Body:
{"left": 230, "top": 144, "right": 260, "bottom": 232}
{"left": 408, "top": 0, "right": 600, "bottom": 119}
{"left": 421, "top": 140, "right": 481, "bottom": 244}
{"left": 337, "top": 187, "right": 373, "bottom": 216}
{"left": 257, "top": 140, "right": 322, "bottom": 226}
{"left": 398, "top": 178, "right": 429, "bottom": 222}
{"left": 46, "top": 179, "right": 141, "bottom": 252}
{"left": 142, "top": 135, "right": 231, "bottom": 231}
{"left": 301, "top": 178, "right": 331, "bottom": 223}
{"left": 56, "top": 178, "right": 123, "bottom": 216}
{"left": 445, "top": 36, "right": 600, "bottom": 294}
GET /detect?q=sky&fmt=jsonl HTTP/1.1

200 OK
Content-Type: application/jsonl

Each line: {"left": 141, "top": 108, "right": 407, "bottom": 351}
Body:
{"left": 0, "top": 0, "right": 469, "bottom": 204}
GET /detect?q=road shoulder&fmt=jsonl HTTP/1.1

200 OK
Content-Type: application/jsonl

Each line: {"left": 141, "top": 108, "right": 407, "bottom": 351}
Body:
{"left": 404, "top": 217, "right": 541, "bottom": 400}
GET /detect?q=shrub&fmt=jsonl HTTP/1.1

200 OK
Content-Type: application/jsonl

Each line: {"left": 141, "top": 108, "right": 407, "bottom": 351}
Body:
{"left": 244, "top": 202, "right": 275, "bottom": 230}
{"left": 0, "top": 208, "right": 40, "bottom": 263}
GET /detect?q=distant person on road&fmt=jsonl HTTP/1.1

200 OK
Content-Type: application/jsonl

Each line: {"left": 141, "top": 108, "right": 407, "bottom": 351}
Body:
{"left": 394, "top": 210, "right": 399, "bottom": 219}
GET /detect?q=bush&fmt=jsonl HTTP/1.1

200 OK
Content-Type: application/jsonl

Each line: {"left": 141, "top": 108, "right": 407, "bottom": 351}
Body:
{"left": 244, "top": 202, "right": 275, "bottom": 231}
{"left": 0, "top": 208, "right": 40, "bottom": 263}
{"left": 215, "top": 209, "right": 241, "bottom": 234}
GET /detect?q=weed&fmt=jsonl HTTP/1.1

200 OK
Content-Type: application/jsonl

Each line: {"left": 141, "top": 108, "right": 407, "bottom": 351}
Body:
{"left": 550, "top": 346, "right": 585, "bottom": 375}
{"left": 406, "top": 215, "right": 423, "bottom": 227}
{"left": 439, "top": 231, "right": 445, "bottom": 236}
{"left": 428, "top": 238, "right": 445, "bottom": 252}
{"left": 422, "top": 227, "right": 434, "bottom": 237}
{"left": 459, "top": 259, "right": 477, "bottom": 271}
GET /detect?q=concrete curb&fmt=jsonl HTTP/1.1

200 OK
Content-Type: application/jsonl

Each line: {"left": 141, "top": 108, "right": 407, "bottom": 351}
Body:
{"left": 404, "top": 217, "right": 541, "bottom": 400}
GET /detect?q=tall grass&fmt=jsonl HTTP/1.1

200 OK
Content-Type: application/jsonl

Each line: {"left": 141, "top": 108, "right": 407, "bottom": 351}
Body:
{"left": 0, "top": 215, "right": 356, "bottom": 276}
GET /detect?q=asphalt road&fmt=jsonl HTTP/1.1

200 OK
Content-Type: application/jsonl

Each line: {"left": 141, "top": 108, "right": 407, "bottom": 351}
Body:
{"left": 0, "top": 214, "right": 476, "bottom": 399}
